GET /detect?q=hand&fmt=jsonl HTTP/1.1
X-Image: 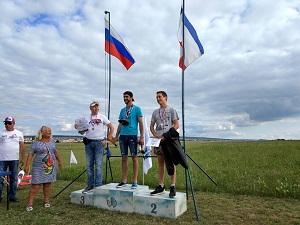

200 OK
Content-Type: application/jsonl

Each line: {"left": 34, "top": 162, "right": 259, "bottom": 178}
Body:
{"left": 139, "top": 137, "right": 144, "bottom": 146}
{"left": 19, "top": 160, "right": 24, "bottom": 167}
{"left": 153, "top": 134, "right": 161, "bottom": 139}
{"left": 100, "top": 140, "right": 110, "bottom": 146}
{"left": 24, "top": 165, "right": 30, "bottom": 174}
{"left": 74, "top": 124, "right": 79, "bottom": 129}
{"left": 58, "top": 163, "right": 63, "bottom": 170}
{"left": 78, "top": 130, "right": 87, "bottom": 135}
{"left": 112, "top": 137, "right": 118, "bottom": 144}
{"left": 107, "top": 135, "right": 113, "bottom": 141}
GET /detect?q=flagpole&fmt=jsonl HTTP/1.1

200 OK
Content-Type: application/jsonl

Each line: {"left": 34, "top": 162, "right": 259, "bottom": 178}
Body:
{"left": 104, "top": 11, "right": 112, "bottom": 184}
{"left": 181, "top": 0, "right": 200, "bottom": 222}
{"left": 181, "top": 0, "right": 188, "bottom": 197}
{"left": 105, "top": 11, "right": 112, "bottom": 121}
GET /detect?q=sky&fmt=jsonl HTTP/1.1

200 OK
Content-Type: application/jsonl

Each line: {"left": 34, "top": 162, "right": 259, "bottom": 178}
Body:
{"left": 0, "top": 0, "right": 299, "bottom": 140}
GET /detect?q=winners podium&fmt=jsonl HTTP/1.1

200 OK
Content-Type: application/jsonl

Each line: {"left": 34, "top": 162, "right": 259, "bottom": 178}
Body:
{"left": 71, "top": 183, "right": 187, "bottom": 219}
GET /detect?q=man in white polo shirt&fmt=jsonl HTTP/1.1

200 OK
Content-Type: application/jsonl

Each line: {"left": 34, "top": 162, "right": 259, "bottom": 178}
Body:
{"left": 0, "top": 117, "right": 25, "bottom": 203}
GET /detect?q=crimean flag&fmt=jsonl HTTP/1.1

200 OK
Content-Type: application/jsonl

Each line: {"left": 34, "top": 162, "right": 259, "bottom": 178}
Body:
{"left": 178, "top": 7, "right": 204, "bottom": 70}
{"left": 105, "top": 19, "right": 135, "bottom": 70}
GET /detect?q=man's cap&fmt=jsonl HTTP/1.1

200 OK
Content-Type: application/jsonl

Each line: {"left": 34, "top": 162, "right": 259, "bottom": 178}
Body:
{"left": 3, "top": 117, "right": 15, "bottom": 123}
{"left": 123, "top": 91, "right": 134, "bottom": 101}
{"left": 90, "top": 101, "right": 99, "bottom": 107}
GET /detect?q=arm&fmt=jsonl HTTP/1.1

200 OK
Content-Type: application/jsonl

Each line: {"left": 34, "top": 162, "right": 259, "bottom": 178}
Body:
{"left": 138, "top": 116, "right": 144, "bottom": 146}
{"left": 172, "top": 119, "right": 179, "bottom": 130}
{"left": 24, "top": 153, "right": 33, "bottom": 174}
{"left": 54, "top": 151, "right": 63, "bottom": 170}
{"left": 107, "top": 122, "right": 114, "bottom": 138}
{"left": 114, "top": 123, "right": 122, "bottom": 141}
{"left": 150, "top": 121, "right": 160, "bottom": 138}
{"left": 19, "top": 141, "right": 26, "bottom": 167}
{"left": 101, "top": 123, "right": 115, "bottom": 146}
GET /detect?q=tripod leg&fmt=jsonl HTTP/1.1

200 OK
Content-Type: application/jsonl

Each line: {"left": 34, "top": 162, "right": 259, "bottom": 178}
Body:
{"left": 105, "top": 151, "right": 108, "bottom": 184}
{"left": 186, "top": 153, "right": 219, "bottom": 187}
{"left": 187, "top": 168, "right": 200, "bottom": 222}
{"left": 185, "top": 168, "right": 189, "bottom": 199}
{"left": 108, "top": 157, "right": 113, "bottom": 182}
{"left": 53, "top": 169, "right": 86, "bottom": 199}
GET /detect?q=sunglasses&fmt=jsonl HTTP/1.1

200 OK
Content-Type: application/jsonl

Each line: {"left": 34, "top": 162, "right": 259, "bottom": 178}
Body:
{"left": 4, "top": 121, "right": 13, "bottom": 125}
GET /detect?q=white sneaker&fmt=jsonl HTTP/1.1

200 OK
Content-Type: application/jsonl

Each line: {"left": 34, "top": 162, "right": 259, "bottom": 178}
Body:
{"left": 26, "top": 206, "right": 33, "bottom": 211}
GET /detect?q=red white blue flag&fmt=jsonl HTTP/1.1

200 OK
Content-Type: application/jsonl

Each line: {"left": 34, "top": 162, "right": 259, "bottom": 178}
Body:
{"left": 178, "top": 7, "right": 204, "bottom": 70}
{"left": 105, "top": 19, "right": 135, "bottom": 70}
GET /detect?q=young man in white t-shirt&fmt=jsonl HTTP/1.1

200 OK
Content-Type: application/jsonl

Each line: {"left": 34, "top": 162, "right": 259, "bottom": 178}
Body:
{"left": 0, "top": 116, "right": 25, "bottom": 202}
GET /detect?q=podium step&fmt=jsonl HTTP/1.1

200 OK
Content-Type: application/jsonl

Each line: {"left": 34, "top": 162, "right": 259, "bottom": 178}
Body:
{"left": 70, "top": 189, "right": 95, "bottom": 206}
{"left": 134, "top": 190, "right": 187, "bottom": 219}
{"left": 94, "top": 183, "right": 149, "bottom": 213}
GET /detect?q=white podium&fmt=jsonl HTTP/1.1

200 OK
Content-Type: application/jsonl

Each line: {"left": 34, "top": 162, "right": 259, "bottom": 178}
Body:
{"left": 70, "top": 183, "right": 187, "bottom": 219}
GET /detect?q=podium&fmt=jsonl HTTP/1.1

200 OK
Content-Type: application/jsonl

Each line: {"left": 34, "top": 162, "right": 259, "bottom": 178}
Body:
{"left": 71, "top": 183, "right": 187, "bottom": 219}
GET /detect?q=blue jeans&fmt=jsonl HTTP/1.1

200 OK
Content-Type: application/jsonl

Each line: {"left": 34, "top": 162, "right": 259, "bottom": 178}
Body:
{"left": 119, "top": 135, "right": 138, "bottom": 156}
{"left": 0, "top": 160, "right": 19, "bottom": 200}
{"left": 85, "top": 140, "right": 104, "bottom": 187}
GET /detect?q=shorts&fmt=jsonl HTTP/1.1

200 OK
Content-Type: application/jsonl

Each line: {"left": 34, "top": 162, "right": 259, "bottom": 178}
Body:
{"left": 119, "top": 135, "right": 138, "bottom": 157}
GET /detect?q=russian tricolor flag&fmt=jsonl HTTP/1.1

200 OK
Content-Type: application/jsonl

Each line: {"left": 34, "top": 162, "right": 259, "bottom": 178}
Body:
{"left": 105, "top": 19, "right": 135, "bottom": 70}
{"left": 178, "top": 7, "right": 204, "bottom": 70}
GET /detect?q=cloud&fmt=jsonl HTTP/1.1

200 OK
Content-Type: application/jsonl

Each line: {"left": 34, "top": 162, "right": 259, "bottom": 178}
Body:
{"left": 0, "top": 0, "right": 299, "bottom": 140}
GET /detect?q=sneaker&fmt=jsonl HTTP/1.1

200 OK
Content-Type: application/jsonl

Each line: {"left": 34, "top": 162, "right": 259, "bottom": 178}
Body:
{"left": 116, "top": 181, "right": 127, "bottom": 188}
{"left": 9, "top": 197, "right": 19, "bottom": 202}
{"left": 150, "top": 185, "right": 165, "bottom": 196}
{"left": 26, "top": 206, "right": 33, "bottom": 212}
{"left": 131, "top": 182, "right": 138, "bottom": 189}
{"left": 82, "top": 186, "right": 94, "bottom": 194}
{"left": 44, "top": 203, "right": 51, "bottom": 208}
{"left": 169, "top": 186, "right": 176, "bottom": 198}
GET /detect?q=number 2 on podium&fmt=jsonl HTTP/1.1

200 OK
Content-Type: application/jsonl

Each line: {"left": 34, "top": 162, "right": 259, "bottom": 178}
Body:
{"left": 151, "top": 203, "right": 157, "bottom": 214}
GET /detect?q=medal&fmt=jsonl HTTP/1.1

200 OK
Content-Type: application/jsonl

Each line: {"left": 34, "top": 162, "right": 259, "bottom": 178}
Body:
{"left": 125, "top": 105, "right": 133, "bottom": 119}
{"left": 90, "top": 114, "right": 97, "bottom": 131}
{"left": 158, "top": 107, "right": 167, "bottom": 131}
{"left": 159, "top": 107, "right": 166, "bottom": 122}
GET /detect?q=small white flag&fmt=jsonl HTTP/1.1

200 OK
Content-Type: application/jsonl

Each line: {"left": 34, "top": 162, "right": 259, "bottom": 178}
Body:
{"left": 70, "top": 150, "right": 78, "bottom": 164}
{"left": 143, "top": 117, "right": 152, "bottom": 174}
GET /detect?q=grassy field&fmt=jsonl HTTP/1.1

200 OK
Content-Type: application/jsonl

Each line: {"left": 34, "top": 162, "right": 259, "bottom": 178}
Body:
{"left": 0, "top": 140, "right": 299, "bottom": 224}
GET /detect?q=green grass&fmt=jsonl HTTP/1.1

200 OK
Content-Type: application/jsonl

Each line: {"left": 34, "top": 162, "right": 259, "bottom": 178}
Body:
{"left": 56, "top": 140, "right": 300, "bottom": 199}
{"left": 0, "top": 140, "right": 299, "bottom": 224}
